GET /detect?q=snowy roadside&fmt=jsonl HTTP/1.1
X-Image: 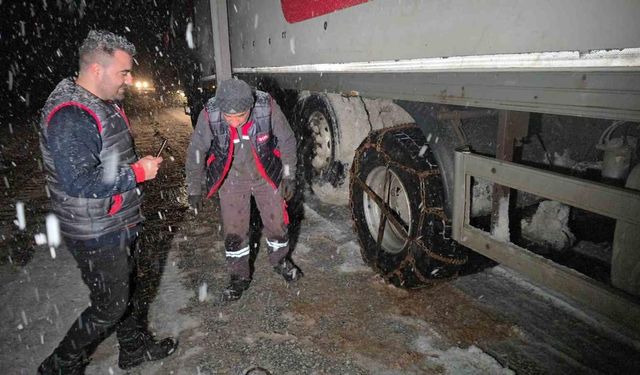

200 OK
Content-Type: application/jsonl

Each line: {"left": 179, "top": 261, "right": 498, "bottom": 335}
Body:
{"left": 2, "top": 106, "right": 638, "bottom": 374}
{"left": 1, "top": 195, "right": 621, "bottom": 374}
{"left": 0, "top": 243, "right": 89, "bottom": 374}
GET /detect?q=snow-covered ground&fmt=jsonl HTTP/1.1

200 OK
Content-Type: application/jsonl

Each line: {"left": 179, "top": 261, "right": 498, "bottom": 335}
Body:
{"left": 1, "top": 106, "right": 639, "bottom": 374}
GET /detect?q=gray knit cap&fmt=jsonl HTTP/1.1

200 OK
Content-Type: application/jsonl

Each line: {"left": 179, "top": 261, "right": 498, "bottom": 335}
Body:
{"left": 217, "top": 79, "right": 254, "bottom": 114}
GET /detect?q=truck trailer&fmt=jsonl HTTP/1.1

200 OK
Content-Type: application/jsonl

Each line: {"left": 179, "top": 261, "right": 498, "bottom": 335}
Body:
{"left": 182, "top": 0, "right": 640, "bottom": 333}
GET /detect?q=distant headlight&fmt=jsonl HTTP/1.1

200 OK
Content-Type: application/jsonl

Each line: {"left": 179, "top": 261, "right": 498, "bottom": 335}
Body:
{"left": 135, "top": 81, "right": 142, "bottom": 88}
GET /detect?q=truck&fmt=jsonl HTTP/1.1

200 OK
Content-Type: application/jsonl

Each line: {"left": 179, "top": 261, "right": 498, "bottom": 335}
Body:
{"left": 179, "top": 0, "right": 640, "bottom": 333}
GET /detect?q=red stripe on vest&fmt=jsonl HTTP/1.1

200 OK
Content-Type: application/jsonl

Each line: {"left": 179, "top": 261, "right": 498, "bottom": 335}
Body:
{"left": 242, "top": 120, "right": 253, "bottom": 137}
{"left": 282, "top": 200, "right": 290, "bottom": 225}
{"left": 206, "top": 154, "right": 216, "bottom": 166}
{"left": 107, "top": 194, "right": 123, "bottom": 216}
{"left": 250, "top": 146, "right": 277, "bottom": 189}
{"left": 46, "top": 101, "right": 104, "bottom": 133}
{"left": 207, "top": 127, "right": 236, "bottom": 198}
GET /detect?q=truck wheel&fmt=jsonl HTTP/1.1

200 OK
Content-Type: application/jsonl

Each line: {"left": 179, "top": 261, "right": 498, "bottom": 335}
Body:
{"left": 349, "top": 125, "right": 467, "bottom": 288}
{"left": 295, "top": 94, "right": 348, "bottom": 204}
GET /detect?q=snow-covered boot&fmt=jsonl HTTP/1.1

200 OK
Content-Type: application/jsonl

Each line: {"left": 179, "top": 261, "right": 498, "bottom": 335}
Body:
{"left": 274, "top": 258, "right": 303, "bottom": 283}
{"left": 221, "top": 276, "right": 251, "bottom": 302}
{"left": 118, "top": 330, "right": 178, "bottom": 369}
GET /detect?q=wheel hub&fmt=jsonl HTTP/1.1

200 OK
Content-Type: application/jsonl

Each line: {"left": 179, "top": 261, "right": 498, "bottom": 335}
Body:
{"left": 363, "top": 166, "right": 412, "bottom": 254}
{"left": 308, "top": 111, "right": 332, "bottom": 170}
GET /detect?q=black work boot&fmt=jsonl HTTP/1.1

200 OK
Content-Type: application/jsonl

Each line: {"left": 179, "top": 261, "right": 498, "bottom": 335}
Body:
{"left": 118, "top": 330, "right": 178, "bottom": 370}
{"left": 274, "top": 258, "right": 303, "bottom": 283}
{"left": 221, "top": 276, "right": 251, "bottom": 303}
{"left": 37, "top": 351, "right": 89, "bottom": 375}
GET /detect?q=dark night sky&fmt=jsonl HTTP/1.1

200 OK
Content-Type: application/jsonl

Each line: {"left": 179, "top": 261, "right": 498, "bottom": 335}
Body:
{"left": 1, "top": 0, "right": 196, "bottom": 126}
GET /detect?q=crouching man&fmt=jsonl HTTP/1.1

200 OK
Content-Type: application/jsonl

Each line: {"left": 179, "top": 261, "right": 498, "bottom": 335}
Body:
{"left": 186, "top": 78, "right": 302, "bottom": 303}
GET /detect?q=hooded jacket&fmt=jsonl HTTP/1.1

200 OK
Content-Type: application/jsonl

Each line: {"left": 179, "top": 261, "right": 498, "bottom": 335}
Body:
{"left": 40, "top": 78, "right": 143, "bottom": 240}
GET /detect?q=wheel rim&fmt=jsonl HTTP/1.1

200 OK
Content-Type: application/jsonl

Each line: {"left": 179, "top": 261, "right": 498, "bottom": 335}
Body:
{"left": 363, "top": 166, "right": 412, "bottom": 254}
{"left": 308, "top": 111, "right": 333, "bottom": 172}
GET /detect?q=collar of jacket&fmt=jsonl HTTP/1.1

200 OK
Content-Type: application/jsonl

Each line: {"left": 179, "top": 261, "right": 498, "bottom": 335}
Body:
{"left": 230, "top": 120, "right": 254, "bottom": 143}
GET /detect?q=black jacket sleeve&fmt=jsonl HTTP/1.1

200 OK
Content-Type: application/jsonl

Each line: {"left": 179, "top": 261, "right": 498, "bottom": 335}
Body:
{"left": 47, "top": 106, "right": 138, "bottom": 198}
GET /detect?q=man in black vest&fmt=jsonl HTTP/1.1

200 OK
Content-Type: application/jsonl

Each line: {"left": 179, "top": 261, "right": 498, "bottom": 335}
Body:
{"left": 38, "top": 30, "right": 177, "bottom": 374}
{"left": 186, "top": 78, "right": 302, "bottom": 303}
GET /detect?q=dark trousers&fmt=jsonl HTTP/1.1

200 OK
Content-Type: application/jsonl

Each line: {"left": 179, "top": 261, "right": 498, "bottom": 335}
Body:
{"left": 53, "top": 226, "right": 149, "bottom": 360}
{"left": 219, "top": 178, "right": 289, "bottom": 279}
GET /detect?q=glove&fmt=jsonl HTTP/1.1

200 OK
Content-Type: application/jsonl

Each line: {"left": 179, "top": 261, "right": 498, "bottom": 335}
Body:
{"left": 188, "top": 194, "right": 203, "bottom": 212}
{"left": 279, "top": 178, "right": 295, "bottom": 201}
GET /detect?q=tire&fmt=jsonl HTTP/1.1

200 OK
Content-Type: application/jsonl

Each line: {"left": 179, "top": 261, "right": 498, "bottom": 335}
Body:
{"left": 349, "top": 124, "right": 467, "bottom": 288}
{"left": 295, "top": 94, "right": 348, "bottom": 204}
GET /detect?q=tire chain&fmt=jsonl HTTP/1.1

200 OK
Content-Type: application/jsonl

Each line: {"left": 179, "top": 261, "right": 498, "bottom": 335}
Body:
{"left": 350, "top": 124, "right": 468, "bottom": 275}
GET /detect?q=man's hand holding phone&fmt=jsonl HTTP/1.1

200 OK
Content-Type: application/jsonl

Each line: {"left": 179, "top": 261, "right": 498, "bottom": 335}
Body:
{"left": 135, "top": 155, "right": 163, "bottom": 181}
{"left": 132, "top": 139, "right": 167, "bottom": 182}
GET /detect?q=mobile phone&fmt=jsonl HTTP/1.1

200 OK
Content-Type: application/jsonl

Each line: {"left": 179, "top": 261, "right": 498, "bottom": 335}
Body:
{"left": 155, "top": 139, "right": 168, "bottom": 157}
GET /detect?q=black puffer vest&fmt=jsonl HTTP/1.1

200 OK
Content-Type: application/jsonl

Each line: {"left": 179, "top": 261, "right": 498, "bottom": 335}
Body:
{"left": 204, "top": 90, "right": 283, "bottom": 197}
{"left": 40, "top": 79, "right": 143, "bottom": 240}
